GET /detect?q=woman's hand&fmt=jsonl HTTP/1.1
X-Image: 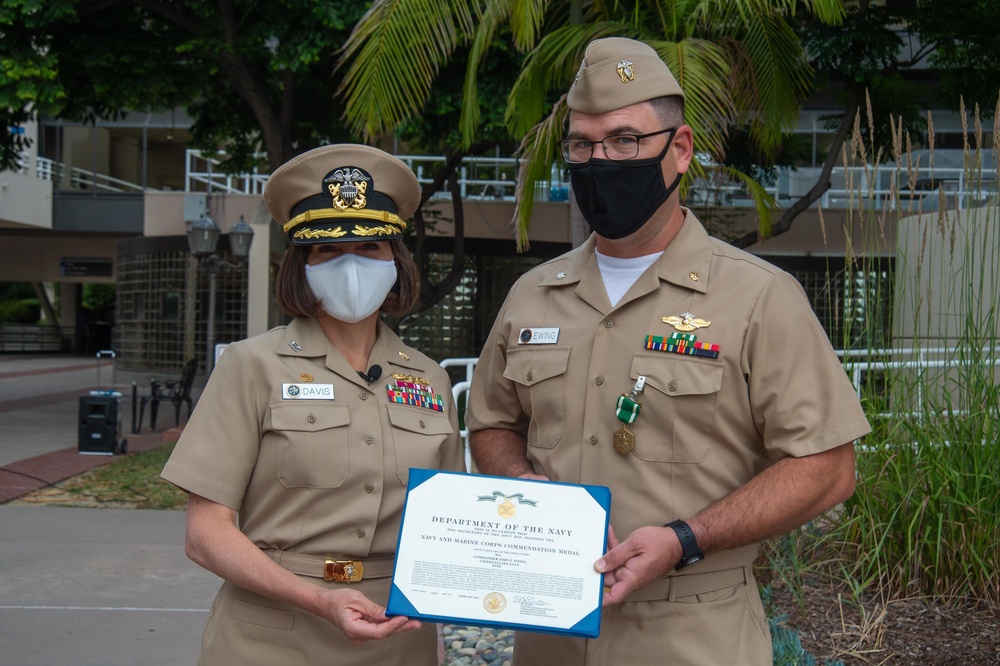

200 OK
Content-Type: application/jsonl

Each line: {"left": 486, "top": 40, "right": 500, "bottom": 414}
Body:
{"left": 317, "top": 588, "right": 422, "bottom": 643}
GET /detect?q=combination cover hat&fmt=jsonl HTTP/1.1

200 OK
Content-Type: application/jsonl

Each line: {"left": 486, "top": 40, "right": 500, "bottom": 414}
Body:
{"left": 567, "top": 37, "right": 685, "bottom": 114}
{"left": 264, "top": 144, "right": 421, "bottom": 245}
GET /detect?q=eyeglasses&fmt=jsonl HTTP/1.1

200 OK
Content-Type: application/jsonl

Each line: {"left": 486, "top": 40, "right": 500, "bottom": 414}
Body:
{"left": 560, "top": 128, "right": 676, "bottom": 163}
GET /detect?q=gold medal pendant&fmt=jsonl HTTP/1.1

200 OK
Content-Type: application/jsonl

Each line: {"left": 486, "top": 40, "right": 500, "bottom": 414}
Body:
{"left": 498, "top": 499, "right": 516, "bottom": 519}
{"left": 613, "top": 425, "right": 635, "bottom": 455}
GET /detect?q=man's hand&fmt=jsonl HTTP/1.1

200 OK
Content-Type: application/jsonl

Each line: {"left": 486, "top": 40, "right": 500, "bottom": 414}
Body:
{"left": 317, "top": 588, "right": 422, "bottom": 644}
{"left": 594, "top": 524, "right": 680, "bottom": 605}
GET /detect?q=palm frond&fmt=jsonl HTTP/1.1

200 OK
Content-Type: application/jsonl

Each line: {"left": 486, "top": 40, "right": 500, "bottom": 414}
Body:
{"left": 508, "top": 0, "right": 552, "bottom": 52}
{"left": 513, "top": 94, "right": 568, "bottom": 250}
{"left": 720, "top": 164, "right": 778, "bottom": 237}
{"left": 461, "top": 15, "right": 502, "bottom": 149}
{"left": 505, "top": 22, "right": 642, "bottom": 137}
{"left": 728, "top": 5, "right": 812, "bottom": 156}
{"left": 651, "top": 37, "right": 734, "bottom": 160}
{"left": 337, "top": 0, "right": 477, "bottom": 139}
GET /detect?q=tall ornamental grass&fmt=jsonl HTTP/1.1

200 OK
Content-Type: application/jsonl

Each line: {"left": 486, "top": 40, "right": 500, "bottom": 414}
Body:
{"left": 767, "top": 96, "right": 999, "bottom": 611}
{"left": 827, "top": 97, "right": 1000, "bottom": 604}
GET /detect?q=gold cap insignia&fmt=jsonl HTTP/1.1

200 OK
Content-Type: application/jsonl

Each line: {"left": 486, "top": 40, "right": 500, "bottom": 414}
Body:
{"left": 617, "top": 59, "right": 635, "bottom": 83}
{"left": 325, "top": 167, "right": 369, "bottom": 211}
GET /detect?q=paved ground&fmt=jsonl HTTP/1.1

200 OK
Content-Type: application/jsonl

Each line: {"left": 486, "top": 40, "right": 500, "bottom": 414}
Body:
{"left": 0, "top": 354, "right": 219, "bottom": 665}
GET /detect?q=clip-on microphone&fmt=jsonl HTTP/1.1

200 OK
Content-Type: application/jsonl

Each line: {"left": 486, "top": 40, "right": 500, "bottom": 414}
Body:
{"left": 358, "top": 364, "right": 382, "bottom": 385}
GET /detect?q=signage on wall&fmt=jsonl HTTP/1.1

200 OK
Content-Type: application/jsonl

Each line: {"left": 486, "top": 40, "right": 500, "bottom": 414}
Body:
{"left": 60, "top": 258, "right": 113, "bottom": 278}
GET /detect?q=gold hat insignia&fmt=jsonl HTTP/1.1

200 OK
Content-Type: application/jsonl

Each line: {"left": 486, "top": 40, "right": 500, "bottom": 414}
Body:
{"left": 325, "top": 167, "right": 369, "bottom": 211}
{"left": 616, "top": 59, "right": 635, "bottom": 83}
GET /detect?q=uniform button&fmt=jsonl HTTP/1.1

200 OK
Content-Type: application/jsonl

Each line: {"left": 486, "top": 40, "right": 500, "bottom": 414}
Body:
{"left": 526, "top": 371, "right": 533, "bottom": 382}
{"left": 668, "top": 380, "right": 678, "bottom": 392}
{"left": 595, "top": 376, "right": 604, "bottom": 386}
{"left": 419, "top": 420, "right": 426, "bottom": 429}
{"left": 604, "top": 319, "right": 614, "bottom": 328}
{"left": 589, "top": 435, "right": 598, "bottom": 445}
{"left": 364, "top": 483, "right": 374, "bottom": 493}
{"left": 306, "top": 414, "right": 316, "bottom": 424}
{"left": 360, "top": 392, "right": 369, "bottom": 400}
{"left": 364, "top": 435, "right": 375, "bottom": 445}
{"left": 356, "top": 529, "right": 366, "bottom": 539}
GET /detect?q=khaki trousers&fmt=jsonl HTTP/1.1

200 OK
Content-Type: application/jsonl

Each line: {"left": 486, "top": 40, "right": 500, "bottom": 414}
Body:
{"left": 198, "top": 577, "right": 439, "bottom": 666}
{"left": 513, "top": 566, "right": 771, "bottom": 666}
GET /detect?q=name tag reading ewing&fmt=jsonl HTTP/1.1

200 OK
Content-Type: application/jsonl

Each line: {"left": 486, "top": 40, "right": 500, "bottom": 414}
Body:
{"left": 518, "top": 327, "right": 560, "bottom": 345}
{"left": 282, "top": 383, "right": 334, "bottom": 400}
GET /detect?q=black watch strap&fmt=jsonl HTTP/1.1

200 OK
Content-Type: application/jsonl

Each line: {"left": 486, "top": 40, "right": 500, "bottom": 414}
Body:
{"left": 665, "top": 519, "right": 704, "bottom": 571}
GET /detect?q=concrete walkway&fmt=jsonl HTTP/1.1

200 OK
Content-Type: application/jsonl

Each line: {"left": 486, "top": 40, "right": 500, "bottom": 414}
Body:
{"left": 0, "top": 354, "right": 219, "bottom": 665}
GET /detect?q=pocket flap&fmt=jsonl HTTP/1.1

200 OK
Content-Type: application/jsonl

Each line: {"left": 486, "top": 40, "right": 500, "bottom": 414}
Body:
{"left": 387, "top": 405, "right": 454, "bottom": 435}
{"left": 503, "top": 346, "right": 571, "bottom": 386}
{"left": 270, "top": 401, "right": 350, "bottom": 432}
{"left": 632, "top": 354, "right": 724, "bottom": 397}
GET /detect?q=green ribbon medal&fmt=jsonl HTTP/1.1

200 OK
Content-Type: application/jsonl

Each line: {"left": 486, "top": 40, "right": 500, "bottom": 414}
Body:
{"left": 613, "top": 376, "right": 645, "bottom": 455}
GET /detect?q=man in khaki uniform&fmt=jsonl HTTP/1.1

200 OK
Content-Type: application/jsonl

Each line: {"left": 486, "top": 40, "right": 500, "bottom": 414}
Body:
{"left": 162, "top": 145, "right": 465, "bottom": 665}
{"left": 465, "top": 37, "right": 871, "bottom": 665}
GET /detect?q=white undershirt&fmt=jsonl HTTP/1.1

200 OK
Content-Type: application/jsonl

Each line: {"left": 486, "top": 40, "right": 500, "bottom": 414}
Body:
{"left": 596, "top": 250, "right": 664, "bottom": 307}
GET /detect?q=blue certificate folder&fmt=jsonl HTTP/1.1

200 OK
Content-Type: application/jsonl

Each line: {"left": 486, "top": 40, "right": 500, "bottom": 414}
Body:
{"left": 386, "top": 468, "right": 611, "bottom": 638}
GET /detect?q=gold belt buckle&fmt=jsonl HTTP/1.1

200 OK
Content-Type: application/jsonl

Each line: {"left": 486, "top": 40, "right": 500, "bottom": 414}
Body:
{"left": 324, "top": 559, "right": 364, "bottom": 583}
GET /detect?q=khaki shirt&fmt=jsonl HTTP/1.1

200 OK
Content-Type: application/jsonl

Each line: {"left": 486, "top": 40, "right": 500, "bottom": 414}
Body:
{"left": 466, "top": 210, "right": 871, "bottom": 572}
{"left": 162, "top": 317, "right": 465, "bottom": 558}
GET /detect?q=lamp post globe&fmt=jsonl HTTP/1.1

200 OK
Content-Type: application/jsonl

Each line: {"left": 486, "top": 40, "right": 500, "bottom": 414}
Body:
{"left": 187, "top": 213, "right": 221, "bottom": 257}
{"left": 228, "top": 215, "right": 255, "bottom": 259}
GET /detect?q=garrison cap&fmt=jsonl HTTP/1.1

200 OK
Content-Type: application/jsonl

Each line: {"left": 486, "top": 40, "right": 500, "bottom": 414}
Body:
{"left": 264, "top": 144, "right": 420, "bottom": 245}
{"left": 567, "top": 37, "right": 684, "bottom": 114}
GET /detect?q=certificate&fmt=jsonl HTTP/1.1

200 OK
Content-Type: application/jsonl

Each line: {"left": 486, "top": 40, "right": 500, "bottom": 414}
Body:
{"left": 386, "top": 468, "right": 610, "bottom": 638}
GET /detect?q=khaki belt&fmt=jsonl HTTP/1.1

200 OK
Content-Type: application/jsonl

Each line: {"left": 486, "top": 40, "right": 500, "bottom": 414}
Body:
{"left": 623, "top": 565, "right": 751, "bottom": 603}
{"left": 265, "top": 549, "right": 395, "bottom": 583}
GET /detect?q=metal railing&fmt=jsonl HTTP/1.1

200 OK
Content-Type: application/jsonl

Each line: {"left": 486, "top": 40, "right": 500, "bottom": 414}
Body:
{"left": 440, "top": 357, "right": 479, "bottom": 472}
{"left": 441, "top": 348, "right": 1000, "bottom": 459}
{"left": 17, "top": 148, "right": 998, "bottom": 211}
{"left": 837, "top": 345, "right": 1000, "bottom": 422}
{"left": 0, "top": 324, "right": 74, "bottom": 353}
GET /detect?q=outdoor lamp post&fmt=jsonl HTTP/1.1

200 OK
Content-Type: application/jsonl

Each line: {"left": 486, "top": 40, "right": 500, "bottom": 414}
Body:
{"left": 186, "top": 213, "right": 254, "bottom": 372}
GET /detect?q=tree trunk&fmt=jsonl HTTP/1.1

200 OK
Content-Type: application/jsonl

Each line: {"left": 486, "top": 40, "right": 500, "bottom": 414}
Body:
{"left": 731, "top": 91, "right": 862, "bottom": 249}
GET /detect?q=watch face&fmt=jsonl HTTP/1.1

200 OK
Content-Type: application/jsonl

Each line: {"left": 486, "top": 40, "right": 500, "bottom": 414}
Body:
{"left": 676, "top": 553, "right": 704, "bottom": 571}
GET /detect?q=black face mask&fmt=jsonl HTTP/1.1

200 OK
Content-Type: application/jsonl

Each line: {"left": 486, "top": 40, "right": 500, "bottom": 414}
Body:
{"left": 568, "top": 136, "right": 682, "bottom": 240}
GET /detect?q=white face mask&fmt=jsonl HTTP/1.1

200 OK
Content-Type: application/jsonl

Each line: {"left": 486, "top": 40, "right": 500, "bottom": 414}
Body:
{"left": 305, "top": 252, "right": 398, "bottom": 323}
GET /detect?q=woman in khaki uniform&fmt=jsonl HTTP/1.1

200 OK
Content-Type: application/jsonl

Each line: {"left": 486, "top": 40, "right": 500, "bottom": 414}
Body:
{"left": 161, "top": 144, "right": 465, "bottom": 665}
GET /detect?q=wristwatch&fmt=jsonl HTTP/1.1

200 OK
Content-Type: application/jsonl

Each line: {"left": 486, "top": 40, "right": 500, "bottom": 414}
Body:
{"left": 665, "top": 519, "right": 704, "bottom": 571}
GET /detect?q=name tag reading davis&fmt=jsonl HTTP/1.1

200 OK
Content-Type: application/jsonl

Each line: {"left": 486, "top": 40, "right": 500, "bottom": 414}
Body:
{"left": 282, "top": 383, "right": 334, "bottom": 400}
{"left": 518, "top": 327, "right": 560, "bottom": 345}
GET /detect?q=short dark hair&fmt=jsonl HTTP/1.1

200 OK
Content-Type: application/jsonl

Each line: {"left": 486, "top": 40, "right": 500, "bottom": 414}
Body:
{"left": 647, "top": 96, "right": 685, "bottom": 128}
{"left": 275, "top": 240, "right": 421, "bottom": 319}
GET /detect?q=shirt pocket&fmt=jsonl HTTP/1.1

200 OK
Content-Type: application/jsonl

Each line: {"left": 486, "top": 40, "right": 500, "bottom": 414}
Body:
{"left": 503, "top": 346, "right": 571, "bottom": 449}
{"left": 630, "top": 354, "right": 724, "bottom": 463}
{"left": 269, "top": 402, "right": 351, "bottom": 488}
{"left": 387, "top": 405, "right": 455, "bottom": 485}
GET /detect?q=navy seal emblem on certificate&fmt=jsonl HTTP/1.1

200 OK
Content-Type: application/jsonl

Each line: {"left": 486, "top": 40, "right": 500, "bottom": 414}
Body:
{"left": 387, "top": 469, "right": 610, "bottom": 638}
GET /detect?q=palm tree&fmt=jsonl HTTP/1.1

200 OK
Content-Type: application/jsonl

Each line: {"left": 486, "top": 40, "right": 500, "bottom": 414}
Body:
{"left": 338, "top": 0, "right": 846, "bottom": 249}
